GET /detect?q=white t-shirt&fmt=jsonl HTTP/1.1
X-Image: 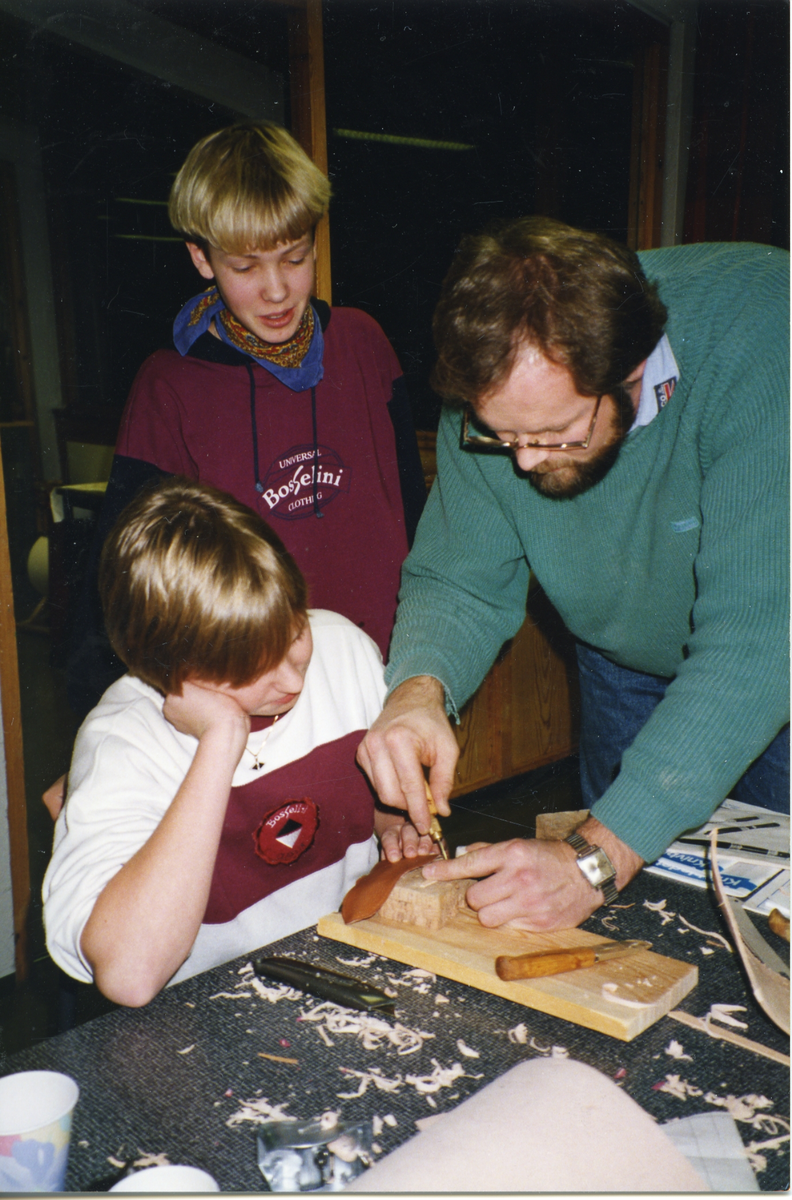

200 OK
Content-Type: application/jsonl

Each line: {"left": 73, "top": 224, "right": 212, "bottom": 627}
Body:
{"left": 43, "top": 611, "right": 385, "bottom": 986}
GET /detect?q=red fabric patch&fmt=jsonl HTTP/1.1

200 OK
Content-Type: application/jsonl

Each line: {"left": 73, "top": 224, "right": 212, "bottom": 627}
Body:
{"left": 253, "top": 797, "right": 319, "bottom": 864}
{"left": 204, "top": 730, "right": 375, "bottom": 925}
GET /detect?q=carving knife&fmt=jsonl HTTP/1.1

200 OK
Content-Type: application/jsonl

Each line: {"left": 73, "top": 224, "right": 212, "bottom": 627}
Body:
{"left": 424, "top": 780, "right": 450, "bottom": 860}
{"left": 495, "top": 938, "right": 652, "bottom": 980}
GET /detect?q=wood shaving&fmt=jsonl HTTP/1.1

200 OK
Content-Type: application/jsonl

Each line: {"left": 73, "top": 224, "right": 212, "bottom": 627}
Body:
{"left": 643, "top": 898, "right": 676, "bottom": 925}
{"left": 404, "top": 1059, "right": 469, "bottom": 1094}
{"left": 664, "top": 1039, "right": 693, "bottom": 1061}
{"left": 257, "top": 1052, "right": 299, "bottom": 1065}
{"left": 507, "top": 1023, "right": 528, "bottom": 1044}
{"left": 700, "top": 947, "right": 714, "bottom": 955}
{"left": 455, "top": 1039, "right": 480, "bottom": 1058}
{"left": 746, "top": 1133, "right": 791, "bottom": 1175}
{"left": 707, "top": 1003, "right": 749, "bottom": 1029}
{"left": 337, "top": 1067, "right": 403, "bottom": 1098}
{"left": 225, "top": 1097, "right": 293, "bottom": 1127}
{"left": 210, "top": 991, "right": 252, "bottom": 1000}
{"left": 676, "top": 914, "right": 732, "bottom": 951}
{"left": 435, "top": 995, "right": 450, "bottom": 1004}
{"left": 384, "top": 968, "right": 436, "bottom": 997}
{"left": 335, "top": 954, "right": 377, "bottom": 967}
{"left": 133, "top": 1153, "right": 171, "bottom": 1169}
{"left": 298, "top": 1001, "right": 434, "bottom": 1055}
{"left": 317, "top": 1025, "right": 334, "bottom": 1047}
{"left": 176, "top": 1043, "right": 195, "bottom": 1054}
{"left": 249, "top": 976, "right": 303, "bottom": 1003}
{"left": 702, "top": 1091, "right": 774, "bottom": 1123}
{"left": 107, "top": 1156, "right": 126, "bottom": 1169}
{"left": 600, "top": 914, "right": 620, "bottom": 932}
{"left": 654, "top": 1074, "right": 703, "bottom": 1100}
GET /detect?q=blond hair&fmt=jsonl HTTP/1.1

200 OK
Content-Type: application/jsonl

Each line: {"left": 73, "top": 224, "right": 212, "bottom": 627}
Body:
{"left": 168, "top": 122, "right": 331, "bottom": 253}
{"left": 99, "top": 478, "right": 307, "bottom": 695}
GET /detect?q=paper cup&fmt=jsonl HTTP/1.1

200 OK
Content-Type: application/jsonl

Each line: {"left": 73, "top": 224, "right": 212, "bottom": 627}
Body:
{"left": 0, "top": 1070, "right": 80, "bottom": 1192}
{"left": 110, "top": 1164, "right": 220, "bottom": 1192}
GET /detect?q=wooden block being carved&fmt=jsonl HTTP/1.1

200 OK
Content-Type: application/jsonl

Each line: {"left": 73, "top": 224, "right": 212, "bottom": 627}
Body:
{"left": 378, "top": 868, "right": 468, "bottom": 930}
{"left": 535, "top": 809, "right": 590, "bottom": 841}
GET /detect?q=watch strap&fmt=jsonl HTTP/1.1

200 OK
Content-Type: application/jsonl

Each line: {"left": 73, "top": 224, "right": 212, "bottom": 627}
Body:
{"left": 565, "top": 831, "right": 619, "bottom": 905}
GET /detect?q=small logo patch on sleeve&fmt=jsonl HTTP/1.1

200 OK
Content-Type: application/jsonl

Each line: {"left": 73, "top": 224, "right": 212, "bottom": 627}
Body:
{"left": 253, "top": 798, "right": 319, "bottom": 864}
{"left": 671, "top": 516, "right": 700, "bottom": 533}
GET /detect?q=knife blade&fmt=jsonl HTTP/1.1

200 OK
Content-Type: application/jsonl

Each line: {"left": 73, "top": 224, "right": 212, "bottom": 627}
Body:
{"left": 254, "top": 956, "right": 396, "bottom": 1014}
{"left": 495, "top": 939, "right": 652, "bottom": 980}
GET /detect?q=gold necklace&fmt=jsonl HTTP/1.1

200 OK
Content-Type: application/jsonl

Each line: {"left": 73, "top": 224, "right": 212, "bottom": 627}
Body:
{"left": 245, "top": 715, "right": 280, "bottom": 772}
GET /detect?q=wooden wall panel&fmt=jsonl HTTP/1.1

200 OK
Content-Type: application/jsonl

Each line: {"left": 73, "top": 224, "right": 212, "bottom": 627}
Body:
{"left": 0, "top": 447, "right": 29, "bottom": 980}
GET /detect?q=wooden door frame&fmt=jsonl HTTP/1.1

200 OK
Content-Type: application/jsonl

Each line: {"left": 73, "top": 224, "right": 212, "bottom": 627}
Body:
{"left": 0, "top": 443, "right": 29, "bottom": 982}
{"left": 286, "top": 0, "right": 331, "bottom": 303}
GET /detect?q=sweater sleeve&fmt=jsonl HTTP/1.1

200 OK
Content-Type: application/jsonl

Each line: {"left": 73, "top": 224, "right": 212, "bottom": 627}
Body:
{"left": 592, "top": 260, "right": 790, "bottom": 862}
{"left": 385, "top": 406, "right": 531, "bottom": 713}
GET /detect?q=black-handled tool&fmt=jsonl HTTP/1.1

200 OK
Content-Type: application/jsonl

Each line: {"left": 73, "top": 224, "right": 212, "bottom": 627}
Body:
{"left": 254, "top": 956, "right": 395, "bottom": 1014}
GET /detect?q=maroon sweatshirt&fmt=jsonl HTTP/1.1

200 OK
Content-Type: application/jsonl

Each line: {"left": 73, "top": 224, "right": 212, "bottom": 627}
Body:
{"left": 68, "top": 303, "right": 425, "bottom": 715}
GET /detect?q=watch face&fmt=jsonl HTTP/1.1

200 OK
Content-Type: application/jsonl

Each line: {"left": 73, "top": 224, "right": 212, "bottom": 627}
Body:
{"left": 577, "top": 846, "right": 616, "bottom": 889}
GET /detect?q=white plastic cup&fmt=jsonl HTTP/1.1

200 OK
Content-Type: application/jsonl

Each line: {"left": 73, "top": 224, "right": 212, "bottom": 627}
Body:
{"left": 0, "top": 1069, "right": 80, "bottom": 1192}
{"left": 110, "top": 1164, "right": 220, "bottom": 1192}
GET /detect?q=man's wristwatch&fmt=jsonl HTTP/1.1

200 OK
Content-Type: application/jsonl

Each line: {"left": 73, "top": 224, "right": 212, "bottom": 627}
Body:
{"left": 565, "top": 830, "right": 619, "bottom": 905}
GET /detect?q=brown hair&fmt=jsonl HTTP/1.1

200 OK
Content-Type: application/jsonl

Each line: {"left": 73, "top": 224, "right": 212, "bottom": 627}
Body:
{"left": 168, "top": 121, "right": 331, "bottom": 254}
{"left": 99, "top": 478, "right": 307, "bottom": 695}
{"left": 431, "top": 216, "right": 667, "bottom": 406}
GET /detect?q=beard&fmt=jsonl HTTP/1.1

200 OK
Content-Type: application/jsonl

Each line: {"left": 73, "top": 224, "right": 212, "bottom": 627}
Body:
{"left": 523, "top": 386, "right": 634, "bottom": 500}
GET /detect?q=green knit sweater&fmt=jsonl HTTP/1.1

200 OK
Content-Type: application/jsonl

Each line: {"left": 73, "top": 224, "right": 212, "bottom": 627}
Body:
{"left": 386, "top": 242, "right": 789, "bottom": 863}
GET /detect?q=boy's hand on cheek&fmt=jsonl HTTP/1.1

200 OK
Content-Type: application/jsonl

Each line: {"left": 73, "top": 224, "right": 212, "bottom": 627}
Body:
{"left": 163, "top": 681, "right": 250, "bottom": 761}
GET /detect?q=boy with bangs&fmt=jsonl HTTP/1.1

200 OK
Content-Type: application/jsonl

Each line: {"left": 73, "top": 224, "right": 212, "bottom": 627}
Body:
{"left": 68, "top": 120, "right": 424, "bottom": 719}
{"left": 44, "top": 479, "right": 431, "bottom": 1007}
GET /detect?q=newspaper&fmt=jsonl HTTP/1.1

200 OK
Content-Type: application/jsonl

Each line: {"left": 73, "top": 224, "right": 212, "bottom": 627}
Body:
{"left": 646, "top": 798, "right": 789, "bottom": 918}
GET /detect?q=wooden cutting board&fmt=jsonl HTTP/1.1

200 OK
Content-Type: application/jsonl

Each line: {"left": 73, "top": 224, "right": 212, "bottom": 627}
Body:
{"left": 317, "top": 905, "right": 697, "bottom": 1042}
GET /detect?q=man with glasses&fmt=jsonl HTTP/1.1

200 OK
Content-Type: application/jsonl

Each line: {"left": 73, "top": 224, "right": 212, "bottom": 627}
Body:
{"left": 357, "top": 216, "right": 789, "bottom": 932}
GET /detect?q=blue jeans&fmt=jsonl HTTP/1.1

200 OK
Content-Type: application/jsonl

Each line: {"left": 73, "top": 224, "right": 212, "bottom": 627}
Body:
{"left": 576, "top": 644, "right": 790, "bottom": 814}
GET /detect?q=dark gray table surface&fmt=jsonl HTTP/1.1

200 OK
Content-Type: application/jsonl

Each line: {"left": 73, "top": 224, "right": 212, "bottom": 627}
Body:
{"left": 5, "top": 872, "right": 789, "bottom": 1192}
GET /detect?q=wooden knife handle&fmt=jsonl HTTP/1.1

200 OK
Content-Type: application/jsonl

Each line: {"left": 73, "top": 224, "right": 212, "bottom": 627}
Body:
{"left": 495, "top": 947, "right": 599, "bottom": 980}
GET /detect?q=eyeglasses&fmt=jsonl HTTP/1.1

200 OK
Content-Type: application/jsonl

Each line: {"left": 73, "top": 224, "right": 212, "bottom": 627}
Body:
{"left": 461, "top": 394, "right": 603, "bottom": 452}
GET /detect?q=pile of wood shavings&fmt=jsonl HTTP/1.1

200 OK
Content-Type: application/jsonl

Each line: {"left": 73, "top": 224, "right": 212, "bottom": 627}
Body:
{"left": 297, "top": 1001, "right": 435, "bottom": 1054}
{"left": 337, "top": 1067, "right": 404, "bottom": 1098}
{"left": 337, "top": 1058, "right": 481, "bottom": 1108}
{"left": 384, "top": 968, "right": 436, "bottom": 996}
{"left": 225, "top": 1096, "right": 294, "bottom": 1127}
{"left": 642, "top": 900, "right": 731, "bottom": 950}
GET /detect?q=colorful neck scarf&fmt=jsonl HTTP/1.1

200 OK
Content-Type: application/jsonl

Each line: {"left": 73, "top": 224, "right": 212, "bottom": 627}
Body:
{"left": 173, "top": 286, "right": 324, "bottom": 392}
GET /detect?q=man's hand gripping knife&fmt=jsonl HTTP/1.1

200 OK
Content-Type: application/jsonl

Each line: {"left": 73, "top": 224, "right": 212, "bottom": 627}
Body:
{"left": 357, "top": 675, "right": 458, "bottom": 856}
